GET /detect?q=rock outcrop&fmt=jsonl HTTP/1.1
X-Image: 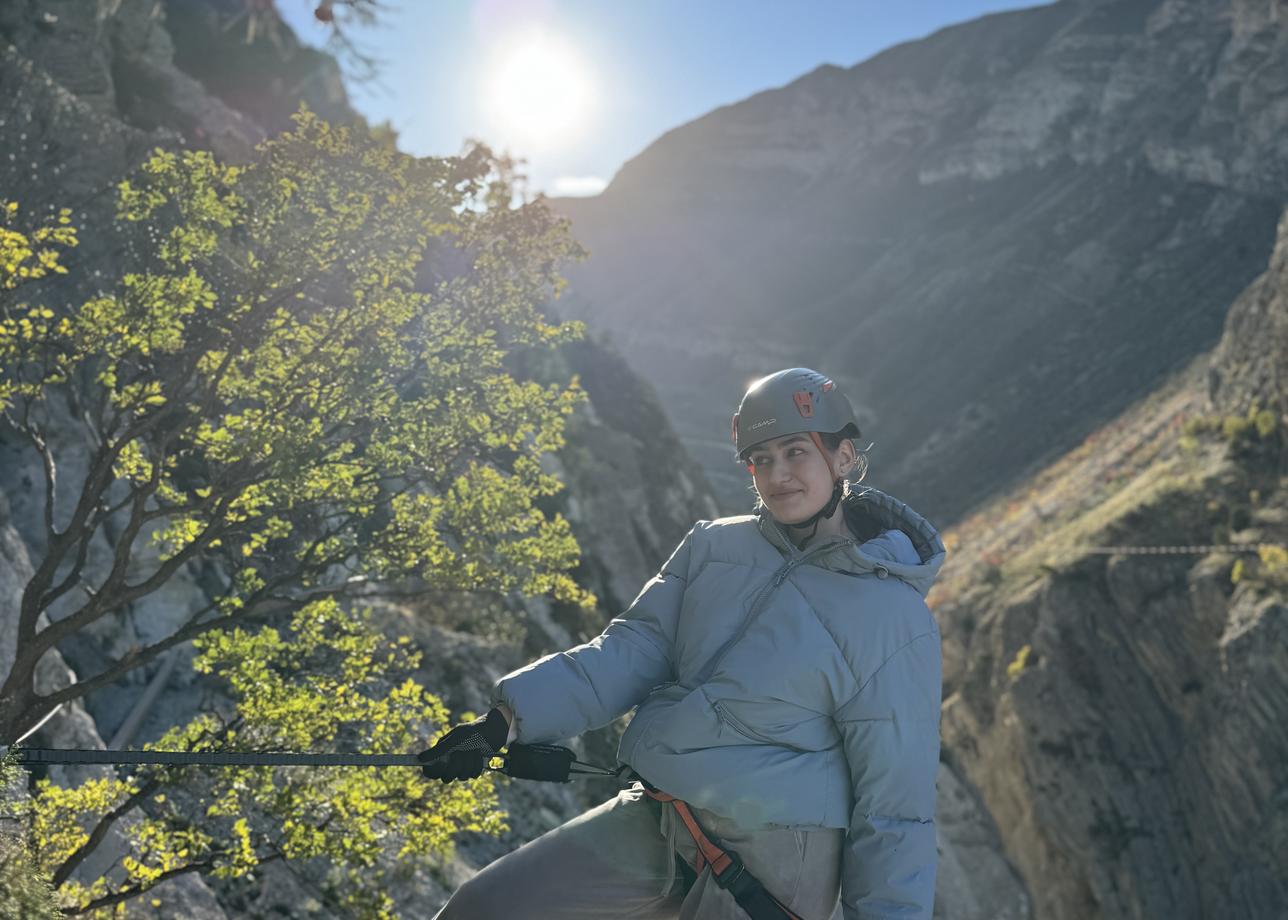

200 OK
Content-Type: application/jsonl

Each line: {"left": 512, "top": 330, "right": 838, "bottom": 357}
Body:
{"left": 552, "top": 0, "right": 1288, "bottom": 523}
{"left": 1209, "top": 209, "right": 1288, "bottom": 421}
{"left": 935, "top": 206, "right": 1288, "bottom": 919}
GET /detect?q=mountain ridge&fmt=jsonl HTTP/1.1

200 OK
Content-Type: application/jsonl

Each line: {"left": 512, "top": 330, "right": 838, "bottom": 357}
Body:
{"left": 551, "top": 0, "right": 1287, "bottom": 523}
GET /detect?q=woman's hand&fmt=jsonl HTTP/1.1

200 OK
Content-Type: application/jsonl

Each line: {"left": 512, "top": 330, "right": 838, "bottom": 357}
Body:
{"left": 417, "top": 708, "right": 510, "bottom": 783}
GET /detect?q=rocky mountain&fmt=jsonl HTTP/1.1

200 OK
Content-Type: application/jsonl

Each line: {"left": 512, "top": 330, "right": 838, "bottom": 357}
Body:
{"left": 933, "top": 207, "right": 1287, "bottom": 918}
{"left": 0, "top": 4, "right": 1023, "bottom": 919}
{"left": 552, "top": 0, "right": 1288, "bottom": 522}
{"left": 10, "top": 3, "right": 1280, "bottom": 919}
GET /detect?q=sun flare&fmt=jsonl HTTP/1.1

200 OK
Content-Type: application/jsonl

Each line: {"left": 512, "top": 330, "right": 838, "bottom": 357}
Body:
{"left": 484, "top": 30, "right": 596, "bottom": 153}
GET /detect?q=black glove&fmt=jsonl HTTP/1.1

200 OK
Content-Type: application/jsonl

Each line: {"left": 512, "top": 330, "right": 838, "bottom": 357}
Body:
{"left": 417, "top": 708, "right": 510, "bottom": 783}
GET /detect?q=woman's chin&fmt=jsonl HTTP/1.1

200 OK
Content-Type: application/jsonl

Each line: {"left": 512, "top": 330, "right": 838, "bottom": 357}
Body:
{"left": 769, "top": 502, "right": 824, "bottom": 527}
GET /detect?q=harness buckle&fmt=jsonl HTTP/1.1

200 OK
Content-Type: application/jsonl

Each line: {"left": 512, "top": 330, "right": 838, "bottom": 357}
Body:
{"left": 711, "top": 850, "right": 748, "bottom": 892}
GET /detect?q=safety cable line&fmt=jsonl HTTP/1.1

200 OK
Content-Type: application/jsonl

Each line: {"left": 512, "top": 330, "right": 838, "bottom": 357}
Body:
{"left": 8, "top": 748, "right": 422, "bottom": 768}
{"left": 4, "top": 746, "right": 622, "bottom": 775}
{"left": 1063, "top": 542, "right": 1284, "bottom": 556}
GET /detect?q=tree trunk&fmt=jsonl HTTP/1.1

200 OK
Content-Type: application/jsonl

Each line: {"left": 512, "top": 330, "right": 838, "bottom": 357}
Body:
{"left": 0, "top": 659, "right": 44, "bottom": 746}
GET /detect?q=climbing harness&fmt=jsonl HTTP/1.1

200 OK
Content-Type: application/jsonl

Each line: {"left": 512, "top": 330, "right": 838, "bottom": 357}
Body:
{"left": 640, "top": 784, "right": 802, "bottom": 920}
{"left": 8, "top": 743, "right": 800, "bottom": 918}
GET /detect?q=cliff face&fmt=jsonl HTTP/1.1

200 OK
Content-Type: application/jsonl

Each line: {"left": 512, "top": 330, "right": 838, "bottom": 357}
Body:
{"left": 935, "top": 208, "right": 1288, "bottom": 919}
{"left": 1208, "top": 209, "right": 1288, "bottom": 420}
{"left": 552, "top": 0, "right": 1288, "bottom": 522}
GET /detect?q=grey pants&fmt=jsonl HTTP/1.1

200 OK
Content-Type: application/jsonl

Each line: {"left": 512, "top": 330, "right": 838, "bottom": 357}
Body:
{"left": 434, "top": 784, "right": 843, "bottom": 919}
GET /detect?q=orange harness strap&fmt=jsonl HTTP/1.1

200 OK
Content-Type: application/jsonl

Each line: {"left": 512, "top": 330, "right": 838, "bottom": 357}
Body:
{"left": 646, "top": 789, "right": 733, "bottom": 877}
{"left": 643, "top": 788, "right": 803, "bottom": 920}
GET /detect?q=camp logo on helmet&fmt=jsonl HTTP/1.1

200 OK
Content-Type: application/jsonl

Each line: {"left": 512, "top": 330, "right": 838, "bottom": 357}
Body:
{"left": 749, "top": 417, "right": 777, "bottom": 431}
{"left": 793, "top": 391, "right": 814, "bottom": 418}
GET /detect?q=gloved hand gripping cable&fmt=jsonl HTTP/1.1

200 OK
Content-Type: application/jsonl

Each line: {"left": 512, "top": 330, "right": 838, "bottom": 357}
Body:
{"left": 416, "top": 708, "right": 512, "bottom": 783}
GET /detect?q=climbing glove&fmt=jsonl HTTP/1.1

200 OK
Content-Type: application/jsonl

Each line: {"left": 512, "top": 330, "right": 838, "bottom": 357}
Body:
{"left": 417, "top": 708, "right": 510, "bottom": 783}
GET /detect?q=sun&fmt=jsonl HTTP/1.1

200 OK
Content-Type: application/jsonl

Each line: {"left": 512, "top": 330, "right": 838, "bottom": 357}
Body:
{"left": 484, "top": 30, "right": 596, "bottom": 153}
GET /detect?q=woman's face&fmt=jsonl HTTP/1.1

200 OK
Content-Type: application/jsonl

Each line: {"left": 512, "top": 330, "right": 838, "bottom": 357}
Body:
{"left": 747, "top": 434, "right": 851, "bottom": 525}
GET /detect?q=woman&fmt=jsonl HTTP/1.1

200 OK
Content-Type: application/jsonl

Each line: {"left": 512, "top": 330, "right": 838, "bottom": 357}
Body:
{"left": 421, "top": 368, "right": 945, "bottom": 919}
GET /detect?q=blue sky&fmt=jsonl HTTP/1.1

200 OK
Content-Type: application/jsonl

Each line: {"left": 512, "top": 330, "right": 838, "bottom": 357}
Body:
{"left": 279, "top": 1, "right": 1043, "bottom": 196}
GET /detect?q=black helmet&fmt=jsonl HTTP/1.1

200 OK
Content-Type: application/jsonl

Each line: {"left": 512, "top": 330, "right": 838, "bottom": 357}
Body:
{"left": 732, "top": 368, "right": 861, "bottom": 461}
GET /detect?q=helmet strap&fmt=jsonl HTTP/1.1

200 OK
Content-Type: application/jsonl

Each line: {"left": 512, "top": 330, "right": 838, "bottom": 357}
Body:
{"left": 785, "top": 431, "right": 846, "bottom": 545}
{"left": 785, "top": 479, "right": 845, "bottom": 542}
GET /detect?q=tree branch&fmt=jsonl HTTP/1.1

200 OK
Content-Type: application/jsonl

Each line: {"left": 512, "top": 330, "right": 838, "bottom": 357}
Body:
{"left": 16, "top": 430, "right": 127, "bottom": 645}
{"left": 62, "top": 861, "right": 214, "bottom": 916}
{"left": 38, "top": 503, "right": 104, "bottom": 610}
{"left": 25, "top": 504, "right": 226, "bottom": 670}
{"left": 23, "top": 422, "right": 58, "bottom": 541}
{"left": 34, "top": 580, "right": 345, "bottom": 713}
{"left": 24, "top": 482, "right": 159, "bottom": 662}
{"left": 50, "top": 777, "right": 160, "bottom": 887}
{"left": 36, "top": 618, "right": 226, "bottom": 713}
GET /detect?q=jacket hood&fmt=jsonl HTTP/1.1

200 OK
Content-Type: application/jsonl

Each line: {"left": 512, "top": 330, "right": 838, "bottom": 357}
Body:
{"left": 756, "top": 487, "right": 946, "bottom": 597}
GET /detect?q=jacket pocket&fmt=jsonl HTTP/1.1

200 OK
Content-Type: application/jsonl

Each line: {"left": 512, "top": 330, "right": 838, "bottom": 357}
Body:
{"left": 712, "top": 699, "right": 782, "bottom": 747}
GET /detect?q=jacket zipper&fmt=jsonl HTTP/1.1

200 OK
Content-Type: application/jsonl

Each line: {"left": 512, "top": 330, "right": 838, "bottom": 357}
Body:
{"left": 699, "top": 538, "right": 845, "bottom": 683}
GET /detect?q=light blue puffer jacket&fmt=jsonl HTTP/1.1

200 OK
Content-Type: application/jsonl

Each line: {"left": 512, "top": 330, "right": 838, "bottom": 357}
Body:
{"left": 492, "top": 488, "right": 946, "bottom": 919}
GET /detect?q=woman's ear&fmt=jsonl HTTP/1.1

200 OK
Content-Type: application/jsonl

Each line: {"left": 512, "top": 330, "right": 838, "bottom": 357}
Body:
{"left": 833, "top": 439, "right": 858, "bottom": 477}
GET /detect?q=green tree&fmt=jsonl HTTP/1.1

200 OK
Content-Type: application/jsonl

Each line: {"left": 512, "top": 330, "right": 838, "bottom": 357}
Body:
{"left": 31, "top": 601, "right": 499, "bottom": 917}
{"left": 0, "top": 110, "right": 594, "bottom": 913}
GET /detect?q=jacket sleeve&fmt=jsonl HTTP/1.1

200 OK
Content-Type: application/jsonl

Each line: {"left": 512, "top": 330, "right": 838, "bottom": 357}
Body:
{"left": 489, "top": 527, "right": 697, "bottom": 743}
{"left": 834, "top": 628, "right": 942, "bottom": 919}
